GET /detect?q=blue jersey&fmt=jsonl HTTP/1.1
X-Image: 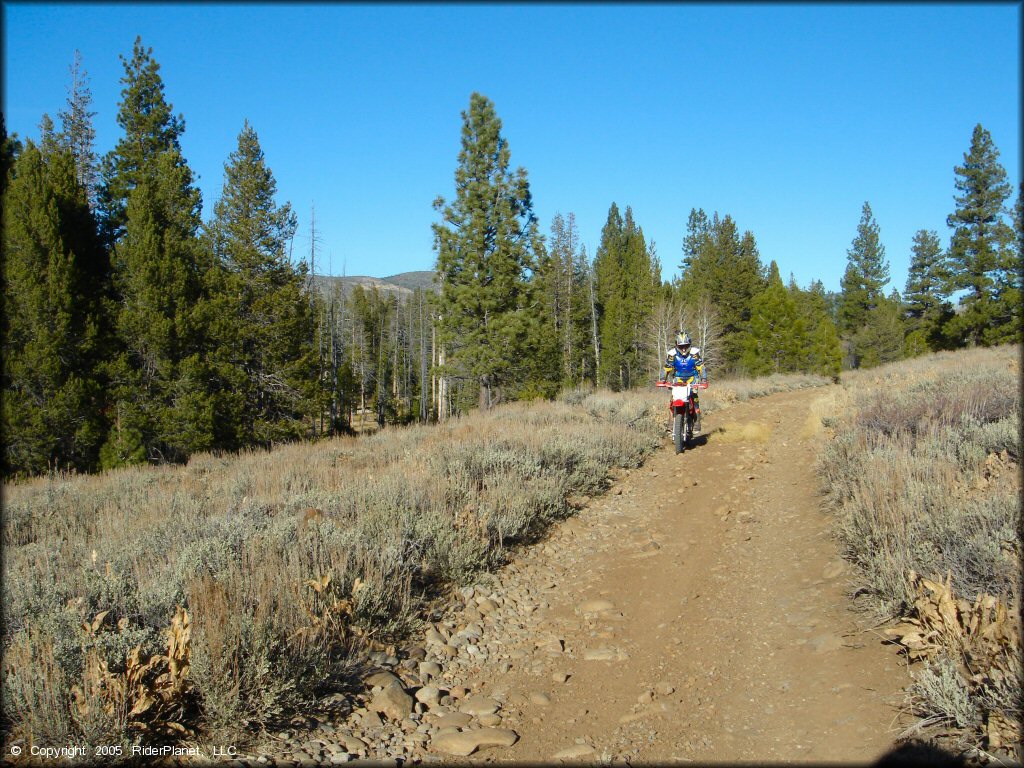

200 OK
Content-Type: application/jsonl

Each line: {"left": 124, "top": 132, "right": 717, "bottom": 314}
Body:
{"left": 670, "top": 353, "right": 700, "bottom": 382}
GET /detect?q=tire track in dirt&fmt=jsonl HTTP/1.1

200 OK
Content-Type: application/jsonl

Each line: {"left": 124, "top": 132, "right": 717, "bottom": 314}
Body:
{"left": 442, "top": 385, "right": 911, "bottom": 763}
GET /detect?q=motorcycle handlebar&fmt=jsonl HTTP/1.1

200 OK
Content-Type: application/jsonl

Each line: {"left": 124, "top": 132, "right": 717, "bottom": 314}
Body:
{"left": 656, "top": 380, "right": 708, "bottom": 389}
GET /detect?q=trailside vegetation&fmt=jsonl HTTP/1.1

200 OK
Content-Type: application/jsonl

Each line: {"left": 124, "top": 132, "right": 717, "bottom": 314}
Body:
{"left": 817, "top": 345, "right": 1020, "bottom": 758}
{"left": 2, "top": 42, "right": 1021, "bottom": 478}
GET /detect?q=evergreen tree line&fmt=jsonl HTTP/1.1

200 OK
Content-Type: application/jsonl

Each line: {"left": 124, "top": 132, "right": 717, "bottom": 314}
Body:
{"left": 429, "top": 100, "right": 1021, "bottom": 409}
{"left": 3, "top": 43, "right": 1020, "bottom": 478}
{"left": 2, "top": 40, "right": 324, "bottom": 477}
{"left": 836, "top": 124, "right": 1022, "bottom": 366}
{"left": 428, "top": 92, "right": 840, "bottom": 406}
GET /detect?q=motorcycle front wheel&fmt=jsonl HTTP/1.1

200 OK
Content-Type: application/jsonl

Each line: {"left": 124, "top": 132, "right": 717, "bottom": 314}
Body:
{"left": 673, "top": 411, "right": 685, "bottom": 454}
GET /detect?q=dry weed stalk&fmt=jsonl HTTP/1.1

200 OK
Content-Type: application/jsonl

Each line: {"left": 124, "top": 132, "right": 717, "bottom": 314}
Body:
{"left": 71, "top": 607, "right": 194, "bottom": 737}
{"left": 885, "top": 571, "right": 1022, "bottom": 749}
{"left": 292, "top": 572, "right": 357, "bottom": 647}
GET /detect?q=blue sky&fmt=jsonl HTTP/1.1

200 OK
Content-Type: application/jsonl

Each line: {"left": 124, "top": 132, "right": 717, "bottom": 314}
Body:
{"left": 3, "top": 3, "right": 1020, "bottom": 292}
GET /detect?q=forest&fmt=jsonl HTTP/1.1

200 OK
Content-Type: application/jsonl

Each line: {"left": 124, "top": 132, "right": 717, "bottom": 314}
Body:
{"left": 3, "top": 38, "right": 1021, "bottom": 479}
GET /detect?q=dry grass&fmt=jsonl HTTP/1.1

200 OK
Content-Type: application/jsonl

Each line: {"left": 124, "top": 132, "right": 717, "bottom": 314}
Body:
{"left": 0, "top": 369, "right": 838, "bottom": 750}
{"left": 2, "top": 388, "right": 662, "bottom": 749}
{"left": 801, "top": 389, "right": 849, "bottom": 438}
{"left": 815, "top": 344, "right": 1021, "bottom": 759}
{"left": 710, "top": 371, "right": 833, "bottom": 404}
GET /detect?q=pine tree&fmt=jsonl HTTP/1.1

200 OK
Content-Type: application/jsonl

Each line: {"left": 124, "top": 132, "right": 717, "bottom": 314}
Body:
{"left": 546, "top": 212, "right": 591, "bottom": 386}
{"left": 1014, "top": 183, "right": 1024, "bottom": 275}
{"left": 791, "top": 279, "right": 842, "bottom": 379}
{"left": 838, "top": 202, "right": 890, "bottom": 367}
{"left": 621, "top": 207, "right": 657, "bottom": 385}
{"left": 203, "top": 120, "right": 314, "bottom": 447}
{"left": 839, "top": 202, "right": 889, "bottom": 332}
{"left": 944, "top": 124, "right": 1017, "bottom": 346}
{"left": 349, "top": 286, "right": 397, "bottom": 425}
{"left": 99, "top": 39, "right": 207, "bottom": 467}
{"left": 432, "top": 93, "right": 545, "bottom": 412}
{"left": 1, "top": 114, "right": 23, "bottom": 197}
{"left": 681, "top": 208, "right": 711, "bottom": 274}
{"left": 678, "top": 210, "right": 765, "bottom": 371}
{"left": 594, "top": 203, "right": 625, "bottom": 388}
{"left": 593, "top": 204, "right": 658, "bottom": 390}
{"left": 38, "top": 114, "right": 60, "bottom": 157}
{"left": 562, "top": 214, "right": 596, "bottom": 385}
{"left": 986, "top": 182, "right": 1022, "bottom": 345}
{"left": 855, "top": 290, "right": 906, "bottom": 368}
{"left": 740, "top": 261, "right": 805, "bottom": 376}
{"left": 527, "top": 238, "right": 564, "bottom": 398}
{"left": 98, "top": 36, "right": 185, "bottom": 245}
{"left": 903, "top": 229, "right": 953, "bottom": 354}
{"left": 57, "top": 50, "right": 99, "bottom": 210}
{"left": 677, "top": 208, "right": 715, "bottom": 310}
{"left": 579, "top": 245, "right": 600, "bottom": 386}
{"left": 2, "top": 140, "right": 106, "bottom": 475}
{"left": 101, "top": 149, "right": 206, "bottom": 467}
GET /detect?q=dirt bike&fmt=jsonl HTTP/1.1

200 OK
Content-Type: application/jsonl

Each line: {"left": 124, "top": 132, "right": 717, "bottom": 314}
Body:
{"left": 656, "top": 378, "right": 707, "bottom": 454}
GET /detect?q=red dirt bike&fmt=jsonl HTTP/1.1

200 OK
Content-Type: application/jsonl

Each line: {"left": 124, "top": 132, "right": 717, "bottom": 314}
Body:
{"left": 656, "top": 378, "right": 708, "bottom": 454}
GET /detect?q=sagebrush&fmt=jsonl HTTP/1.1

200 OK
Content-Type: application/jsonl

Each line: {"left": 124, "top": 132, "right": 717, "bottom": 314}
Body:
{"left": 816, "top": 344, "right": 1021, "bottom": 758}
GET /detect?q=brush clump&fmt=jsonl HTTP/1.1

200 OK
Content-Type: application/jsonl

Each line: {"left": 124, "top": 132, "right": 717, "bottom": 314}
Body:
{"left": 816, "top": 344, "right": 1021, "bottom": 759}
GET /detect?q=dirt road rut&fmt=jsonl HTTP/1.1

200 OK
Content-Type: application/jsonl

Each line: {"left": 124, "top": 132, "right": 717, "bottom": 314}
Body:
{"left": 433, "top": 385, "right": 909, "bottom": 763}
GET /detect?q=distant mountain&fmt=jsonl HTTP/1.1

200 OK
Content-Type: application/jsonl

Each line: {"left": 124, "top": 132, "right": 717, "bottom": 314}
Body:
{"left": 310, "top": 270, "right": 437, "bottom": 300}
{"left": 381, "top": 271, "right": 437, "bottom": 291}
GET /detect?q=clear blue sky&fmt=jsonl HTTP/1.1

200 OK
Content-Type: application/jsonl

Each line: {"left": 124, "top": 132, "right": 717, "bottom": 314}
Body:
{"left": 3, "top": 3, "right": 1020, "bottom": 292}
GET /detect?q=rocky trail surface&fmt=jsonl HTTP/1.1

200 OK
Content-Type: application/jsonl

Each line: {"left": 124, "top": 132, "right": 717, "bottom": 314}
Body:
{"left": 250, "top": 386, "right": 911, "bottom": 765}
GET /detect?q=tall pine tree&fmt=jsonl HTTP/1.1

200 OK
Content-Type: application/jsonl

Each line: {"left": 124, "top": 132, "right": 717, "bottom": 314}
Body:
{"left": 838, "top": 201, "right": 890, "bottom": 367}
{"left": 678, "top": 210, "right": 765, "bottom": 371}
{"left": 2, "top": 139, "right": 107, "bottom": 475}
{"left": 944, "top": 124, "right": 1017, "bottom": 346}
{"left": 903, "top": 229, "right": 953, "bottom": 354}
{"left": 57, "top": 50, "right": 99, "bottom": 210}
{"left": 740, "top": 261, "right": 806, "bottom": 376}
{"left": 544, "top": 212, "right": 592, "bottom": 386}
{"left": 432, "top": 93, "right": 545, "bottom": 412}
{"left": 791, "top": 279, "right": 842, "bottom": 379}
{"left": 594, "top": 203, "right": 625, "bottom": 388}
{"left": 203, "top": 120, "right": 314, "bottom": 447}
{"left": 98, "top": 36, "right": 185, "bottom": 245}
{"left": 593, "top": 204, "right": 658, "bottom": 390}
{"left": 529, "top": 235, "right": 566, "bottom": 398}
{"left": 99, "top": 40, "right": 207, "bottom": 467}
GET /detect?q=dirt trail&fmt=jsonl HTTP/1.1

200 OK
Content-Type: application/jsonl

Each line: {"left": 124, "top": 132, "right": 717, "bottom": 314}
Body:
{"left": 439, "top": 385, "right": 910, "bottom": 763}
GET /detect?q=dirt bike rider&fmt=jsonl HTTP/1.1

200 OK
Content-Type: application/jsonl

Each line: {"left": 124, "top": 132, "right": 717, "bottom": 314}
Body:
{"left": 660, "top": 332, "right": 707, "bottom": 433}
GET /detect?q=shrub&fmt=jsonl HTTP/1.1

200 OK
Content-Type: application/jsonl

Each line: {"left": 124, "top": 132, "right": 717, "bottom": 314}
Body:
{"left": 817, "top": 344, "right": 1021, "bottom": 756}
{"left": 2, "top": 369, "right": 818, "bottom": 747}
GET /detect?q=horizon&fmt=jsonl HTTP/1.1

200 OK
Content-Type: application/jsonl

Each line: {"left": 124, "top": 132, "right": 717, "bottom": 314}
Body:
{"left": 3, "top": 3, "right": 1020, "bottom": 293}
